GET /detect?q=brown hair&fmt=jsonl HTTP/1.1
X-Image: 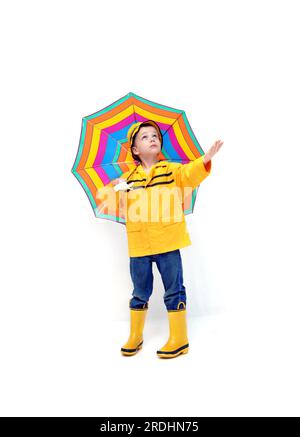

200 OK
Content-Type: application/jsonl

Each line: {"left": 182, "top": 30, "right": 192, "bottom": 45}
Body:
{"left": 131, "top": 121, "right": 163, "bottom": 163}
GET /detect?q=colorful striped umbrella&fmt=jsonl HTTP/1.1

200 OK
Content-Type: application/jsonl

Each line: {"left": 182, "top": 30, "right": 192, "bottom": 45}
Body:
{"left": 71, "top": 92, "right": 206, "bottom": 224}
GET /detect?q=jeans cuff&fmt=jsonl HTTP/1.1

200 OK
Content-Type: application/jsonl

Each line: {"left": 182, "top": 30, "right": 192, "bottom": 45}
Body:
{"left": 166, "top": 301, "right": 186, "bottom": 311}
{"left": 129, "top": 302, "right": 148, "bottom": 310}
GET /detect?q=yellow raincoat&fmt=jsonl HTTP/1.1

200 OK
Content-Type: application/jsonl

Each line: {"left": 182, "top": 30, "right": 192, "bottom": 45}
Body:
{"left": 100, "top": 156, "right": 211, "bottom": 257}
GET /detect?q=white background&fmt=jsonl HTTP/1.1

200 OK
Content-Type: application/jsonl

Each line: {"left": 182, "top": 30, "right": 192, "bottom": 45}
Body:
{"left": 1, "top": 0, "right": 300, "bottom": 417}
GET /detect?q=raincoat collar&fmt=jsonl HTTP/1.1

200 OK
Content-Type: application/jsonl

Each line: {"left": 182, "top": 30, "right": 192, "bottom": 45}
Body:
{"left": 137, "top": 159, "right": 165, "bottom": 173}
{"left": 126, "top": 160, "right": 168, "bottom": 183}
{"left": 136, "top": 160, "right": 166, "bottom": 183}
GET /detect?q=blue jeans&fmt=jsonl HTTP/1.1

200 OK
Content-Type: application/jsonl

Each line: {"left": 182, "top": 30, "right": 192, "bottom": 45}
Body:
{"left": 129, "top": 249, "right": 187, "bottom": 311}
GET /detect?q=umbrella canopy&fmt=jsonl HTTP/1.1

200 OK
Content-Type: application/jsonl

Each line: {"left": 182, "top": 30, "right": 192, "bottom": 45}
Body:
{"left": 71, "top": 92, "right": 205, "bottom": 224}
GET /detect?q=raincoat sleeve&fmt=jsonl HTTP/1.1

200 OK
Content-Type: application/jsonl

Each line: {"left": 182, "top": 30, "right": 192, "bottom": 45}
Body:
{"left": 175, "top": 155, "right": 212, "bottom": 190}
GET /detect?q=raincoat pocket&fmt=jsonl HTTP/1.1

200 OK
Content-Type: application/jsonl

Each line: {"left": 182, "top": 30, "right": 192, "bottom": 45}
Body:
{"left": 126, "top": 222, "right": 145, "bottom": 252}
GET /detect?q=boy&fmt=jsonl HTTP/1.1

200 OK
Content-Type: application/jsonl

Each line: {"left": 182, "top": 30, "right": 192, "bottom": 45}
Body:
{"left": 110, "top": 120, "right": 223, "bottom": 358}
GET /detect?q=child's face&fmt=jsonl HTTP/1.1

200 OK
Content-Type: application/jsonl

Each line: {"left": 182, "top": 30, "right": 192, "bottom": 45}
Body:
{"left": 132, "top": 126, "right": 161, "bottom": 161}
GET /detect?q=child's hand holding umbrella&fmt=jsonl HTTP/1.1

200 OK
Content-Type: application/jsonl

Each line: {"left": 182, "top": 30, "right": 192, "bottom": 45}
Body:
{"left": 112, "top": 178, "right": 134, "bottom": 192}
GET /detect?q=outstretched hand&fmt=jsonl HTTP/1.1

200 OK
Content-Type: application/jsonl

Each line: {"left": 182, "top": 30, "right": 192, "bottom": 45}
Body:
{"left": 203, "top": 140, "right": 224, "bottom": 164}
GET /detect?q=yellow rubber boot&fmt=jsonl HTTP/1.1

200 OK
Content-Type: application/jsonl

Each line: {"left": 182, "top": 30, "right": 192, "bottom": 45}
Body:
{"left": 157, "top": 309, "right": 189, "bottom": 359}
{"left": 121, "top": 308, "right": 148, "bottom": 356}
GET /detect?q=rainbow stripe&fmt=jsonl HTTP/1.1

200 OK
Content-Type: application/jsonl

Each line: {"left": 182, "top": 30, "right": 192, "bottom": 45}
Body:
{"left": 71, "top": 92, "right": 205, "bottom": 223}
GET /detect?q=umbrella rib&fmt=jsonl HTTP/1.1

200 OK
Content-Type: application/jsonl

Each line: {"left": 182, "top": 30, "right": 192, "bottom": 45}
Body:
{"left": 160, "top": 111, "right": 194, "bottom": 162}
{"left": 88, "top": 122, "right": 131, "bottom": 156}
{"left": 105, "top": 127, "right": 131, "bottom": 152}
{"left": 162, "top": 111, "right": 184, "bottom": 139}
{"left": 82, "top": 124, "right": 133, "bottom": 170}
{"left": 79, "top": 162, "right": 138, "bottom": 171}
